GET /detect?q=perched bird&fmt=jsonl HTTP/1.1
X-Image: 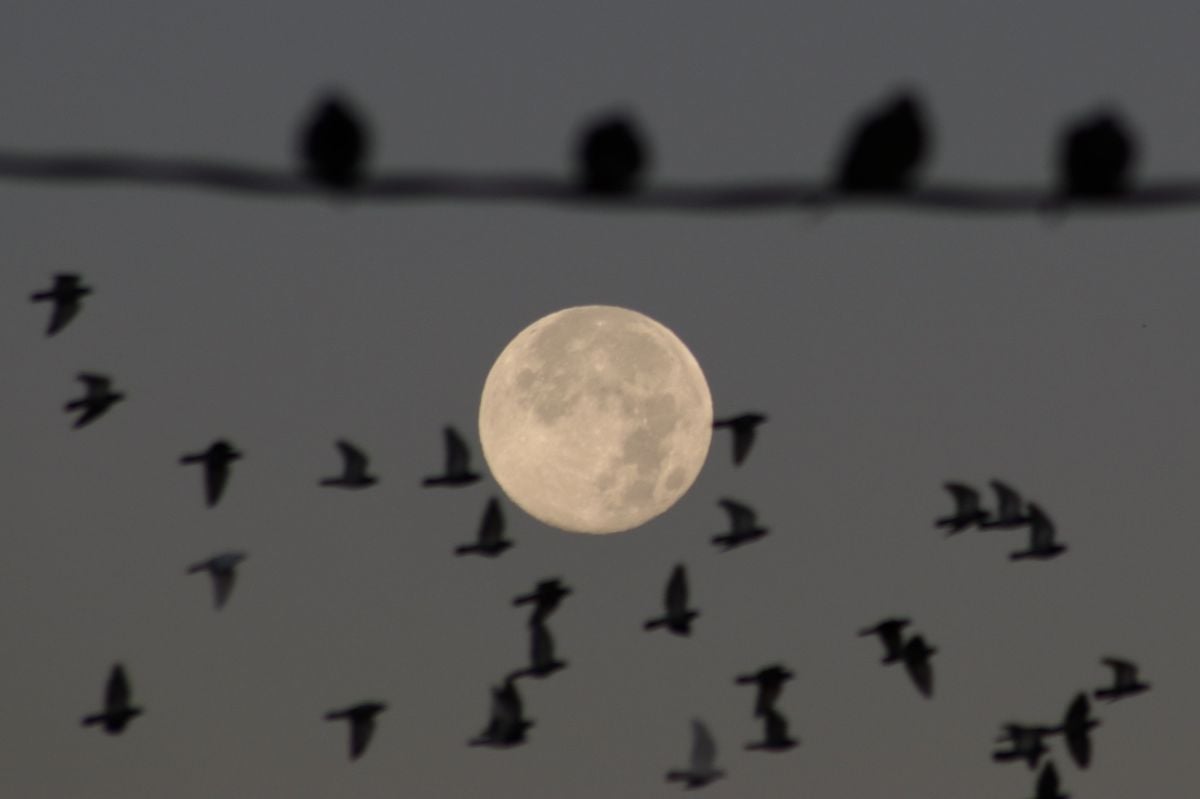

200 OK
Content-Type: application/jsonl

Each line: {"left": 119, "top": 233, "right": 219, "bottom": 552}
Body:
{"left": 1093, "top": 657, "right": 1150, "bottom": 702}
{"left": 644, "top": 563, "right": 699, "bottom": 636}
{"left": 513, "top": 578, "right": 571, "bottom": 626}
{"left": 666, "top": 719, "right": 725, "bottom": 788}
{"left": 993, "top": 723, "right": 1055, "bottom": 770}
{"left": 901, "top": 634, "right": 936, "bottom": 698}
{"left": 324, "top": 701, "right": 387, "bottom": 760}
{"left": 1010, "top": 503, "right": 1066, "bottom": 561}
{"left": 422, "top": 426, "right": 481, "bottom": 487}
{"left": 711, "top": 498, "right": 769, "bottom": 552}
{"left": 935, "top": 482, "right": 990, "bottom": 533}
{"left": 744, "top": 707, "right": 798, "bottom": 752}
{"left": 980, "top": 480, "right": 1031, "bottom": 529}
{"left": 1032, "top": 762, "right": 1068, "bottom": 799}
{"left": 186, "top": 551, "right": 247, "bottom": 610}
{"left": 712, "top": 413, "right": 767, "bottom": 466}
{"left": 858, "top": 617, "right": 912, "bottom": 664}
{"left": 31, "top": 273, "right": 91, "bottom": 336}
{"left": 64, "top": 373, "right": 124, "bottom": 428}
{"left": 180, "top": 439, "right": 243, "bottom": 507}
{"left": 575, "top": 111, "right": 649, "bottom": 195}
{"left": 1057, "top": 109, "right": 1137, "bottom": 199}
{"left": 834, "top": 90, "right": 930, "bottom": 194}
{"left": 455, "top": 497, "right": 513, "bottom": 557}
{"left": 299, "top": 92, "right": 369, "bottom": 191}
{"left": 1052, "top": 693, "right": 1099, "bottom": 769}
{"left": 469, "top": 678, "right": 533, "bottom": 748}
{"left": 319, "top": 439, "right": 378, "bottom": 489}
{"left": 81, "top": 663, "right": 143, "bottom": 734}
{"left": 734, "top": 664, "right": 794, "bottom": 718}
{"left": 509, "top": 620, "right": 567, "bottom": 680}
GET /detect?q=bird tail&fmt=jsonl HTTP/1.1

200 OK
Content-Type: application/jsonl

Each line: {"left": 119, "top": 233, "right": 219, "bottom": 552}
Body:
{"left": 81, "top": 713, "right": 105, "bottom": 727}
{"left": 454, "top": 544, "right": 479, "bottom": 556}
{"left": 643, "top": 617, "right": 666, "bottom": 630}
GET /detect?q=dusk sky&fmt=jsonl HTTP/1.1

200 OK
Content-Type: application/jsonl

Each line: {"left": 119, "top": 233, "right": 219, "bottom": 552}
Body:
{"left": 1, "top": 2, "right": 1195, "bottom": 797}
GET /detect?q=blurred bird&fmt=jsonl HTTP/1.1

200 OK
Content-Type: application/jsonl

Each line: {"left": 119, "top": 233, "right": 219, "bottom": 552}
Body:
{"left": 744, "top": 707, "right": 798, "bottom": 752}
{"left": 712, "top": 413, "right": 767, "bottom": 466}
{"left": 422, "top": 426, "right": 481, "bottom": 487}
{"left": 980, "top": 480, "right": 1031, "bottom": 529}
{"left": 834, "top": 90, "right": 930, "bottom": 194}
{"left": 513, "top": 578, "right": 571, "bottom": 625}
{"left": 180, "top": 439, "right": 243, "bottom": 507}
{"left": 1093, "top": 657, "right": 1150, "bottom": 702}
{"left": 64, "top": 372, "right": 124, "bottom": 428}
{"left": 644, "top": 563, "right": 699, "bottom": 636}
{"left": 734, "top": 664, "right": 794, "bottom": 718}
{"left": 1032, "top": 762, "right": 1068, "bottom": 799}
{"left": 469, "top": 678, "right": 533, "bottom": 747}
{"left": 1058, "top": 109, "right": 1136, "bottom": 199}
{"left": 324, "top": 701, "right": 387, "bottom": 760}
{"left": 1010, "top": 503, "right": 1066, "bottom": 560}
{"left": 186, "top": 551, "right": 247, "bottom": 610}
{"left": 455, "top": 497, "right": 513, "bottom": 557}
{"left": 901, "top": 634, "right": 936, "bottom": 698}
{"left": 993, "top": 723, "right": 1055, "bottom": 769}
{"left": 935, "top": 482, "right": 990, "bottom": 533}
{"left": 858, "top": 617, "right": 911, "bottom": 664}
{"left": 711, "top": 498, "right": 769, "bottom": 552}
{"left": 299, "top": 92, "right": 369, "bottom": 191}
{"left": 31, "top": 272, "right": 91, "bottom": 336}
{"left": 1051, "top": 693, "right": 1100, "bottom": 769}
{"left": 666, "top": 719, "right": 725, "bottom": 788}
{"left": 81, "top": 663, "right": 143, "bottom": 734}
{"left": 509, "top": 620, "right": 567, "bottom": 680}
{"left": 576, "top": 111, "right": 649, "bottom": 195}
{"left": 319, "top": 439, "right": 378, "bottom": 489}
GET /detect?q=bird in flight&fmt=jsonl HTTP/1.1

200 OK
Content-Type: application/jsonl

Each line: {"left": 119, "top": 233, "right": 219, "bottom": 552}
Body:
{"left": 858, "top": 617, "right": 912, "bottom": 664}
{"left": 469, "top": 678, "right": 533, "bottom": 748}
{"left": 980, "top": 480, "right": 1031, "bottom": 529}
{"left": 576, "top": 110, "right": 649, "bottom": 196}
{"left": 901, "top": 634, "right": 936, "bottom": 698}
{"left": 1009, "top": 503, "right": 1066, "bottom": 560}
{"left": 422, "top": 426, "right": 481, "bottom": 487}
{"left": 1051, "top": 693, "right": 1100, "bottom": 769}
{"left": 712, "top": 413, "right": 767, "bottom": 466}
{"left": 31, "top": 273, "right": 92, "bottom": 336}
{"left": 455, "top": 497, "right": 513, "bottom": 557}
{"left": 1031, "top": 761, "right": 1068, "bottom": 799}
{"left": 64, "top": 373, "right": 124, "bottom": 428}
{"left": 734, "top": 663, "right": 794, "bottom": 718}
{"left": 644, "top": 563, "right": 699, "bottom": 636}
{"left": 513, "top": 578, "right": 572, "bottom": 626}
{"left": 1057, "top": 108, "right": 1137, "bottom": 199}
{"left": 744, "top": 707, "right": 798, "bottom": 752}
{"left": 81, "top": 663, "right": 143, "bottom": 734}
{"left": 186, "top": 551, "right": 247, "bottom": 610}
{"left": 1093, "top": 657, "right": 1150, "bottom": 702}
{"left": 935, "top": 482, "right": 990, "bottom": 533}
{"left": 324, "top": 701, "right": 387, "bottom": 760}
{"left": 180, "top": 439, "right": 243, "bottom": 508}
{"left": 666, "top": 719, "right": 725, "bottom": 788}
{"left": 299, "top": 92, "right": 369, "bottom": 191}
{"left": 711, "top": 498, "right": 769, "bottom": 552}
{"left": 509, "top": 620, "right": 567, "bottom": 680}
{"left": 319, "top": 439, "right": 378, "bottom": 489}
{"left": 834, "top": 89, "right": 930, "bottom": 194}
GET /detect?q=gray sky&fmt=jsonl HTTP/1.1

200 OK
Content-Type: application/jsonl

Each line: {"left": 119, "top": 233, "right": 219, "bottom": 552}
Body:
{"left": 1, "top": 2, "right": 1195, "bottom": 796}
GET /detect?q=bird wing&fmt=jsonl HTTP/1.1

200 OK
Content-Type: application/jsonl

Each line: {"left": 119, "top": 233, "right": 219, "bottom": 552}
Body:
{"left": 944, "top": 482, "right": 981, "bottom": 514}
{"left": 106, "top": 665, "right": 131, "bottom": 711}
{"left": 212, "top": 568, "right": 236, "bottom": 609}
{"left": 665, "top": 565, "right": 688, "bottom": 614}
{"left": 731, "top": 425, "right": 756, "bottom": 465}
{"left": 478, "top": 498, "right": 504, "bottom": 544}
{"left": 690, "top": 720, "right": 717, "bottom": 770}
{"left": 204, "top": 461, "right": 229, "bottom": 507}
{"left": 337, "top": 440, "right": 369, "bottom": 476}
{"left": 990, "top": 480, "right": 1024, "bottom": 520}
{"left": 445, "top": 427, "right": 470, "bottom": 475}
{"left": 719, "top": 499, "right": 757, "bottom": 533}
{"left": 1102, "top": 657, "right": 1136, "bottom": 685}
{"left": 530, "top": 621, "right": 555, "bottom": 667}
{"left": 349, "top": 715, "right": 376, "bottom": 759}
{"left": 1028, "top": 504, "right": 1056, "bottom": 549}
{"left": 78, "top": 373, "right": 111, "bottom": 394}
{"left": 1036, "top": 762, "right": 1061, "bottom": 799}
{"left": 903, "top": 639, "right": 934, "bottom": 697}
{"left": 47, "top": 298, "right": 81, "bottom": 335}
{"left": 764, "top": 707, "right": 790, "bottom": 742}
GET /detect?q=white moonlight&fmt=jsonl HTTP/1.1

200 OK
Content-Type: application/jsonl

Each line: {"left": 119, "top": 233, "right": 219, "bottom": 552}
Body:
{"left": 479, "top": 306, "right": 713, "bottom": 534}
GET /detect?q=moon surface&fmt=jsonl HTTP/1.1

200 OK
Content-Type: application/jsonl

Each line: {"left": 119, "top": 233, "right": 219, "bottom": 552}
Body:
{"left": 479, "top": 305, "right": 713, "bottom": 534}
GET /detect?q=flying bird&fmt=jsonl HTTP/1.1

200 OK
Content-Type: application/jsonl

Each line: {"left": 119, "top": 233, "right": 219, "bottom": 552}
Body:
{"left": 299, "top": 92, "right": 369, "bottom": 191}
{"left": 666, "top": 719, "right": 725, "bottom": 789}
{"left": 644, "top": 563, "right": 699, "bottom": 636}
{"left": 834, "top": 90, "right": 930, "bottom": 194}
{"left": 935, "top": 482, "right": 990, "bottom": 533}
{"left": 901, "top": 634, "right": 936, "bottom": 698}
{"left": 64, "top": 372, "right": 124, "bottom": 428}
{"left": 31, "top": 272, "right": 92, "bottom": 336}
{"left": 1031, "top": 762, "right": 1068, "bottom": 799}
{"left": 1058, "top": 109, "right": 1137, "bottom": 199}
{"left": 980, "top": 479, "right": 1031, "bottom": 529}
{"left": 712, "top": 413, "right": 767, "bottom": 466}
{"left": 993, "top": 723, "right": 1055, "bottom": 770}
{"left": 1093, "top": 657, "right": 1150, "bottom": 702}
{"left": 576, "top": 111, "right": 649, "bottom": 195}
{"left": 180, "top": 439, "right": 243, "bottom": 508}
{"left": 734, "top": 664, "right": 794, "bottom": 718}
{"left": 469, "top": 678, "right": 533, "bottom": 748}
{"left": 422, "top": 426, "right": 482, "bottom": 487}
{"left": 1010, "top": 503, "right": 1066, "bottom": 560}
{"left": 512, "top": 578, "right": 571, "bottom": 625}
{"left": 81, "top": 663, "right": 143, "bottom": 734}
{"left": 858, "top": 617, "right": 912, "bottom": 664}
{"left": 1051, "top": 693, "right": 1100, "bottom": 769}
{"left": 324, "top": 701, "right": 387, "bottom": 760}
{"left": 455, "top": 497, "right": 513, "bottom": 557}
{"left": 744, "top": 707, "right": 798, "bottom": 752}
{"left": 509, "top": 620, "right": 567, "bottom": 680}
{"left": 711, "top": 498, "right": 769, "bottom": 552}
{"left": 319, "top": 439, "right": 378, "bottom": 489}
{"left": 186, "top": 551, "right": 247, "bottom": 610}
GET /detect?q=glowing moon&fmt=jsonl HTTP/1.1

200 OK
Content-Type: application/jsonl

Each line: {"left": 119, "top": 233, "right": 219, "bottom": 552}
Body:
{"left": 479, "top": 306, "right": 713, "bottom": 534}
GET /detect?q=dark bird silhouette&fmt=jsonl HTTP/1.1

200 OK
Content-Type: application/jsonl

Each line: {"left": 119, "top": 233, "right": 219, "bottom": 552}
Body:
{"left": 935, "top": 482, "right": 990, "bottom": 533}
{"left": 1032, "top": 762, "right": 1068, "bottom": 799}
{"left": 993, "top": 723, "right": 1055, "bottom": 769}
{"left": 666, "top": 719, "right": 725, "bottom": 788}
{"left": 711, "top": 498, "right": 768, "bottom": 551}
{"left": 901, "top": 634, "right": 936, "bottom": 698}
{"left": 469, "top": 678, "right": 533, "bottom": 748}
{"left": 835, "top": 90, "right": 930, "bottom": 194}
{"left": 734, "top": 664, "right": 794, "bottom": 718}
{"left": 712, "top": 413, "right": 767, "bottom": 466}
{"left": 64, "top": 372, "right": 124, "bottom": 428}
{"left": 81, "top": 663, "right": 143, "bottom": 734}
{"left": 858, "top": 617, "right": 911, "bottom": 664}
{"left": 455, "top": 497, "right": 513, "bottom": 557}
{"left": 1010, "top": 503, "right": 1066, "bottom": 560}
{"left": 1093, "top": 657, "right": 1150, "bottom": 702}
{"left": 324, "top": 701, "right": 387, "bottom": 760}
{"left": 1051, "top": 693, "right": 1100, "bottom": 769}
{"left": 299, "top": 92, "right": 369, "bottom": 191}
{"left": 576, "top": 111, "right": 649, "bottom": 195}
{"left": 979, "top": 479, "right": 1031, "bottom": 529}
{"left": 509, "top": 620, "right": 567, "bottom": 680}
{"left": 513, "top": 578, "right": 571, "bottom": 626}
{"left": 31, "top": 272, "right": 91, "bottom": 336}
{"left": 186, "top": 551, "right": 247, "bottom": 610}
{"left": 744, "top": 707, "right": 798, "bottom": 752}
{"left": 644, "top": 563, "right": 699, "bottom": 636}
{"left": 1058, "top": 109, "right": 1137, "bottom": 199}
{"left": 422, "top": 426, "right": 481, "bottom": 487}
{"left": 319, "top": 439, "right": 378, "bottom": 489}
{"left": 180, "top": 439, "right": 243, "bottom": 508}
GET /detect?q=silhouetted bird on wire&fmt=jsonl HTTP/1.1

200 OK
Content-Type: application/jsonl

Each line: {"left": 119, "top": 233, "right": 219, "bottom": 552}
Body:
{"left": 513, "top": 578, "right": 571, "bottom": 625}
{"left": 936, "top": 482, "right": 990, "bottom": 533}
{"left": 901, "top": 634, "right": 936, "bottom": 698}
{"left": 470, "top": 678, "right": 532, "bottom": 748}
{"left": 324, "top": 701, "right": 387, "bottom": 760}
{"left": 1010, "top": 503, "right": 1066, "bottom": 560}
{"left": 1093, "top": 657, "right": 1150, "bottom": 702}
{"left": 575, "top": 111, "right": 649, "bottom": 196}
{"left": 509, "top": 620, "right": 567, "bottom": 680}
{"left": 186, "top": 551, "right": 247, "bottom": 610}
{"left": 980, "top": 479, "right": 1031, "bottom": 529}
{"left": 180, "top": 439, "right": 243, "bottom": 507}
{"left": 455, "top": 497, "right": 513, "bottom": 557}
{"left": 31, "top": 273, "right": 91, "bottom": 336}
{"left": 712, "top": 413, "right": 766, "bottom": 466}
{"left": 1057, "top": 109, "right": 1137, "bottom": 199}
{"left": 422, "top": 426, "right": 481, "bottom": 487}
{"left": 1032, "top": 761, "right": 1068, "bottom": 799}
{"left": 859, "top": 617, "right": 912, "bottom": 664}
{"left": 299, "top": 92, "right": 370, "bottom": 191}
{"left": 745, "top": 707, "right": 798, "bottom": 752}
{"left": 711, "top": 498, "right": 768, "bottom": 552}
{"left": 735, "top": 664, "right": 794, "bottom": 718}
{"left": 834, "top": 90, "right": 930, "bottom": 194}
{"left": 666, "top": 719, "right": 725, "bottom": 788}
{"left": 644, "top": 563, "right": 699, "bottom": 636}
{"left": 1051, "top": 693, "right": 1099, "bottom": 769}
{"left": 319, "top": 439, "right": 377, "bottom": 489}
{"left": 993, "top": 723, "right": 1055, "bottom": 770}
{"left": 81, "top": 663, "right": 143, "bottom": 734}
{"left": 64, "top": 372, "right": 124, "bottom": 428}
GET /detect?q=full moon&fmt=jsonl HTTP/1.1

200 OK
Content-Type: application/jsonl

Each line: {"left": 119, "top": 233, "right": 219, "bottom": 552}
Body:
{"left": 479, "top": 306, "right": 713, "bottom": 534}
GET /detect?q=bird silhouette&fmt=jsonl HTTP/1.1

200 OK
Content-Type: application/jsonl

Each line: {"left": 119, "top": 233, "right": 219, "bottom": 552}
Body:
{"left": 744, "top": 707, "right": 798, "bottom": 752}
{"left": 935, "top": 482, "right": 990, "bottom": 533}
{"left": 1058, "top": 109, "right": 1136, "bottom": 199}
{"left": 299, "top": 92, "right": 369, "bottom": 191}
{"left": 1051, "top": 693, "right": 1100, "bottom": 769}
{"left": 979, "top": 479, "right": 1031, "bottom": 529}
{"left": 180, "top": 439, "right": 243, "bottom": 508}
{"left": 81, "top": 663, "right": 143, "bottom": 734}
{"left": 858, "top": 617, "right": 912, "bottom": 664}
{"left": 186, "top": 551, "right": 247, "bottom": 610}
{"left": 319, "top": 439, "right": 378, "bottom": 489}
{"left": 324, "top": 701, "right": 387, "bottom": 760}
{"left": 1093, "top": 657, "right": 1150, "bottom": 702}
{"left": 712, "top": 413, "right": 766, "bottom": 466}
{"left": 422, "top": 426, "right": 481, "bottom": 487}
{"left": 734, "top": 664, "right": 794, "bottom": 718}
{"left": 834, "top": 90, "right": 930, "bottom": 194}
{"left": 644, "top": 563, "right": 699, "bottom": 636}
{"left": 993, "top": 723, "right": 1056, "bottom": 769}
{"left": 666, "top": 719, "right": 725, "bottom": 788}
{"left": 455, "top": 497, "right": 513, "bottom": 557}
{"left": 1031, "top": 761, "right": 1069, "bottom": 799}
{"left": 1010, "top": 503, "right": 1066, "bottom": 560}
{"left": 711, "top": 498, "right": 769, "bottom": 552}
{"left": 469, "top": 678, "right": 533, "bottom": 747}
{"left": 901, "top": 634, "right": 936, "bottom": 698}
{"left": 513, "top": 578, "right": 571, "bottom": 626}
{"left": 64, "top": 372, "right": 124, "bottom": 428}
{"left": 31, "top": 273, "right": 91, "bottom": 336}
{"left": 509, "top": 619, "right": 567, "bottom": 680}
{"left": 576, "top": 111, "right": 649, "bottom": 195}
